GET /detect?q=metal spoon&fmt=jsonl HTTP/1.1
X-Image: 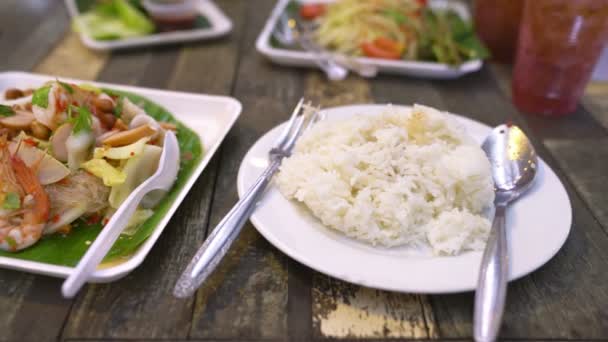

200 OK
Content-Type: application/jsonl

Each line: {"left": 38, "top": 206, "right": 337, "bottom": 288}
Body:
{"left": 273, "top": 12, "right": 378, "bottom": 80}
{"left": 474, "top": 124, "right": 538, "bottom": 342}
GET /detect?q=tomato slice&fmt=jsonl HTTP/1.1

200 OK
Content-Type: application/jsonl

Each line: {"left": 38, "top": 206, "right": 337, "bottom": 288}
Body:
{"left": 360, "top": 42, "right": 402, "bottom": 60}
{"left": 373, "top": 37, "right": 405, "bottom": 55}
{"left": 299, "top": 4, "right": 326, "bottom": 20}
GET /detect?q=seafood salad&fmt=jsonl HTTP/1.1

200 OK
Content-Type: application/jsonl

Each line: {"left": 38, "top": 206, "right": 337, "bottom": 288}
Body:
{"left": 0, "top": 80, "right": 177, "bottom": 252}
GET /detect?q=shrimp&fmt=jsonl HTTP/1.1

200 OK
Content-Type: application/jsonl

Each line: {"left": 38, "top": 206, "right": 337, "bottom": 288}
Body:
{"left": 0, "top": 141, "right": 50, "bottom": 252}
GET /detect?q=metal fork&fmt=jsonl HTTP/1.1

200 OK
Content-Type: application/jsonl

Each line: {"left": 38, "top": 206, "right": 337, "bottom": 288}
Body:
{"left": 173, "top": 98, "right": 319, "bottom": 298}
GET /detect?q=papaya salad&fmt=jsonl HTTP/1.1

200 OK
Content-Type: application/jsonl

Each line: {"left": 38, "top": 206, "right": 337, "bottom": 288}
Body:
{"left": 295, "top": 0, "right": 489, "bottom": 65}
{"left": 0, "top": 81, "right": 178, "bottom": 252}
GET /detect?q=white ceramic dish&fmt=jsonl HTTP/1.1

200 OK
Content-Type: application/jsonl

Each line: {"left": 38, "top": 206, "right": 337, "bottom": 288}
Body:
{"left": 237, "top": 104, "right": 572, "bottom": 293}
{"left": 65, "top": 0, "right": 232, "bottom": 51}
{"left": 256, "top": 0, "right": 483, "bottom": 79}
{"left": 0, "top": 71, "right": 241, "bottom": 282}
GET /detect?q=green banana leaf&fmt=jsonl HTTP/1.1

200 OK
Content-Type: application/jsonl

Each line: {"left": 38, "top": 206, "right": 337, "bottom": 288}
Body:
{"left": 0, "top": 88, "right": 203, "bottom": 267}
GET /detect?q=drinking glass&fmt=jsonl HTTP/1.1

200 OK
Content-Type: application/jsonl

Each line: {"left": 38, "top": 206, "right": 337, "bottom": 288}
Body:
{"left": 512, "top": 0, "right": 608, "bottom": 116}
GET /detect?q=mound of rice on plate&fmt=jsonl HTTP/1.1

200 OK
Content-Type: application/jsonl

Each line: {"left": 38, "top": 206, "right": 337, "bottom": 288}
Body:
{"left": 275, "top": 104, "right": 495, "bottom": 256}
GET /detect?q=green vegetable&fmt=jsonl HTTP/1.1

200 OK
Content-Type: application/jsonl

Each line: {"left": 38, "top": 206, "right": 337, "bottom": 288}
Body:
{"left": 455, "top": 33, "right": 490, "bottom": 60}
{"left": 114, "top": 95, "right": 124, "bottom": 117}
{"left": 5, "top": 236, "right": 17, "bottom": 250}
{"left": 68, "top": 105, "right": 93, "bottom": 134}
{"left": 0, "top": 88, "right": 203, "bottom": 266}
{"left": 73, "top": 0, "right": 154, "bottom": 41}
{"left": 286, "top": 0, "right": 300, "bottom": 18}
{"left": 78, "top": 83, "right": 102, "bottom": 94}
{"left": 415, "top": 8, "right": 489, "bottom": 65}
{"left": 58, "top": 80, "right": 74, "bottom": 94}
{"left": 0, "top": 104, "right": 15, "bottom": 117}
{"left": 2, "top": 192, "right": 20, "bottom": 210}
{"left": 384, "top": 9, "right": 408, "bottom": 25}
{"left": 113, "top": 0, "right": 154, "bottom": 33}
{"left": 32, "top": 85, "right": 52, "bottom": 108}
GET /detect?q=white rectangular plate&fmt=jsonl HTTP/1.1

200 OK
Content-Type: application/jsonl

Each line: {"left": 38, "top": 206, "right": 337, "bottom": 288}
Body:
{"left": 65, "top": 0, "right": 232, "bottom": 51}
{"left": 0, "top": 71, "right": 241, "bottom": 282}
{"left": 256, "top": 0, "right": 482, "bottom": 79}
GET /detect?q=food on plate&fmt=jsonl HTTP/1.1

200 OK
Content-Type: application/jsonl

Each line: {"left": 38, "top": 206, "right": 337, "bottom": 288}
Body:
{"left": 73, "top": 0, "right": 155, "bottom": 40}
{"left": 293, "top": 0, "right": 489, "bottom": 65}
{"left": 72, "top": 0, "right": 207, "bottom": 41}
{"left": 275, "top": 104, "right": 494, "bottom": 256}
{"left": 0, "top": 80, "right": 178, "bottom": 252}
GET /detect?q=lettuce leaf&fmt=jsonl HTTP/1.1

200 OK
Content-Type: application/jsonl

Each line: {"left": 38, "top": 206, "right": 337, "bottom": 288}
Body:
{"left": 73, "top": 0, "right": 154, "bottom": 40}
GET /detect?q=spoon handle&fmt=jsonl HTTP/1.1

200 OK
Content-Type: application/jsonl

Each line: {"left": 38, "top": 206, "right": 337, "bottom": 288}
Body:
{"left": 474, "top": 204, "right": 509, "bottom": 342}
{"left": 62, "top": 188, "right": 147, "bottom": 298}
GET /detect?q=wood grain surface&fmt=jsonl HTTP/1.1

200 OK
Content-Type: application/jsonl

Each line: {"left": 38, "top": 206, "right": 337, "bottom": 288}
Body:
{"left": 1, "top": 0, "right": 607, "bottom": 341}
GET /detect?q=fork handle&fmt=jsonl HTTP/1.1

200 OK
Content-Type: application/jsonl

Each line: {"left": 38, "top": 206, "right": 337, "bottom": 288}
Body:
{"left": 474, "top": 204, "right": 508, "bottom": 342}
{"left": 173, "top": 160, "right": 281, "bottom": 298}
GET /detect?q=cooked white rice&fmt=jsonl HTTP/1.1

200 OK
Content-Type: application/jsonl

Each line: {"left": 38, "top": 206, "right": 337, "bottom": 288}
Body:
{"left": 275, "top": 104, "right": 495, "bottom": 256}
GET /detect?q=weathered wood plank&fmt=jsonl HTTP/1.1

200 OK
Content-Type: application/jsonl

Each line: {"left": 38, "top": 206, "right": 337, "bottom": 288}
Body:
{"left": 35, "top": 32, "right": 109, "bottom": 80}
{"left": 584, "top": 83, "right": 608, "bottom": 130}
{"left": 189, "top": 0, "right": 303, "bottom": 339}
{"left": 313, "top": 275, "right": 429, "bottom": 339}
{"left": 427, "top": 67, "right": 608, "bottom": 339}
{"left": 543, "top": 139, "right": 608, "bottom": 231}
{"left": 2, "top": 0, "right": 69, "bottom": 72}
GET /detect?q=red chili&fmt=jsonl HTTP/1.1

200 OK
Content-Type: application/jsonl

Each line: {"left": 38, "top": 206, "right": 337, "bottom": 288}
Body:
{"left": 86, "top": 214, "right": 101, "bottom": 225}
{"left": 299, "top": 4, "right": 325, "bottom": 20}
{"left": 23, "top": 138, "right": 38, "bottom": 147}
{"left": 51, "top": 214, "right": 60, "bottom": 223}
{"left": 55, "top": 96, "right": 67, "bottom": 113}
{"left": 416, "top": 0, "right": 428, "bottom": 6}
{"left": 102, "top": 218, "right": 109, "bottom": 226}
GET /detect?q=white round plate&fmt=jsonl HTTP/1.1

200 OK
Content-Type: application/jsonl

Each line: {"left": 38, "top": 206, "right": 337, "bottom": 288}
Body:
{"left": 237, "top": 104, "right": 572, "bottom": 293}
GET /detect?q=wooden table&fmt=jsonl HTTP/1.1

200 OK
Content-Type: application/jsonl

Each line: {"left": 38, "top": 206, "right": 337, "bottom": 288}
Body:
{"left": 2, "top": 1, "right": 607, "bottom": 341}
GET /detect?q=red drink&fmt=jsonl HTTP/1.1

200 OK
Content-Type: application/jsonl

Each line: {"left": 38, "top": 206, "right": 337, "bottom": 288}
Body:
{"left": 474, "top": 0, "right": 524, "bottom": 63}
{"left": 512, "top": 0, "right": 608, "bottom": 116}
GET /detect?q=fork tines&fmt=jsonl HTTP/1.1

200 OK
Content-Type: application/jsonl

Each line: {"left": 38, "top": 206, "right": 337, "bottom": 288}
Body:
{"left": 274, "top": 98, "right": 320, "bottom": 154}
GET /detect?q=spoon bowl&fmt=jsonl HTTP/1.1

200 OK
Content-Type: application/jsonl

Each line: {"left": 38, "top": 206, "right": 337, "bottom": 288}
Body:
{"left": 482, "top": 124, "right": 538, "bottom": 204}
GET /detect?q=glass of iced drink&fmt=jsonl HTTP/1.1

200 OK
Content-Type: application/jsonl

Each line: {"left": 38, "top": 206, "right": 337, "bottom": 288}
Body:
{"left": 512, "top": 0, "right": 608, "bottom": 116}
